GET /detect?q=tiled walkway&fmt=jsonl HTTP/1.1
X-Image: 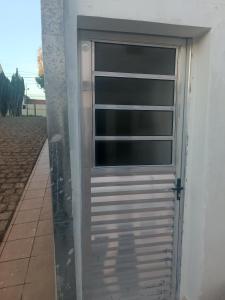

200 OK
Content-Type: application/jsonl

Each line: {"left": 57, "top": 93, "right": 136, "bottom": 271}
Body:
{"left": 0, "top": 142, "right": 56, "bottom": 300}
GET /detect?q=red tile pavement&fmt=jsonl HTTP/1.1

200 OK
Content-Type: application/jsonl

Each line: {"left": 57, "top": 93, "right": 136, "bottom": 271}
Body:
{"left": 0, "top": 117, "right": 47, "bottom": 240}
{"left": 0, "top": 142, "right": 56, "bottom": 300}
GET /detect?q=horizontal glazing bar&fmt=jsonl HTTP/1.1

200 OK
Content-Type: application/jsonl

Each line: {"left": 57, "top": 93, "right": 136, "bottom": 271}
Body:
{"left": 94, "top": 71, "right": 176, "bottom": 80}
{"left": 95, "top": 104, "right": 174, "bottom": 111}
{"left": 95, "top": 136, "right": 173, "bottom": 141}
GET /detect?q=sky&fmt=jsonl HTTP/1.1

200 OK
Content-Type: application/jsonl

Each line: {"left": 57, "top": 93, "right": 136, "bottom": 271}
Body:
{"left": 0, "top": 0, "right": 45, "bottom": 99}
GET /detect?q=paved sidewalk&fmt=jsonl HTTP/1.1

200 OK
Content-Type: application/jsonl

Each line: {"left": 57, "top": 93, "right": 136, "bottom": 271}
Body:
{"left": 0, "top": 142, "right": 56, "bottom": 300}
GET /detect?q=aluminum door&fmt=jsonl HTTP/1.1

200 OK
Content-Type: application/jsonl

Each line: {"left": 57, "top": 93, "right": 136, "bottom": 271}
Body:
{"left": 80, "top": 33, "right": 187, "bottom": 300}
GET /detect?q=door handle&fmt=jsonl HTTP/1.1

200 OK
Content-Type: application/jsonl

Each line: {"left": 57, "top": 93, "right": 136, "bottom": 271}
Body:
{"left": 172, "top": 178, "right": 184, "bottom": 200}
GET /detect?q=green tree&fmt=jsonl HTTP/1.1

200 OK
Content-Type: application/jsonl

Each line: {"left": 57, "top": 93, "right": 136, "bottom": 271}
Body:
{"left": 35, "top": 74, "right": 44, "bottom": 89}
{"left": 0, "top": 70, "right": 11, "bottom": 117}
{"left": 10, "top": 69, "right": 25, "bottom": 116}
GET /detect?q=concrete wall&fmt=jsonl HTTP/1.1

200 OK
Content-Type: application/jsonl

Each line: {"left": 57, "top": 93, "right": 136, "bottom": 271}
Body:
{"left": 77, "top": 3, "right": 225, "bottom": 299}
{"left": 41, "top": 1, "right": 77, "bottom": 299}
{"left": 41, "top": 0, "right": 225, "bottom": 299}
{"left": 77, "top": 0, "right": 215, "bottom": 28}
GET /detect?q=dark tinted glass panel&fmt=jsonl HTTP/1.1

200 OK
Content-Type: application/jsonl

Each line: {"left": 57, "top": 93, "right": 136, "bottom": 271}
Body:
{"left": 95, "top": 141, "right": 172, "bottom": 166}
{"left": 95, "top": 43, "right": 176, "bottom": 75}
{"left": 95, "top": 77, "right": 174, "bottom": 106}
{"left": 96, "top": 110, "right": 173, "bottom": 136}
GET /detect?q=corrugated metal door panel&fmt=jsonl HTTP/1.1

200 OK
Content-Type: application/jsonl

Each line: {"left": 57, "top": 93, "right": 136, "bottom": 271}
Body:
{"left": 85, "top": 172, "right": 176, "bottom": 300}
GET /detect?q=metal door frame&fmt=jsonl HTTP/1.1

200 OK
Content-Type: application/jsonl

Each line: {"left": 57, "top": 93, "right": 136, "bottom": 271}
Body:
{"left": 79, "top": 30, "right": 190, "bottom": 300}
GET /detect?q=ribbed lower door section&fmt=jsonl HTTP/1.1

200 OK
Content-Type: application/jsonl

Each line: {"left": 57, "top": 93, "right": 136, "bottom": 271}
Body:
{"left": 85, "top": 172, "right": 176, "bottom": 300}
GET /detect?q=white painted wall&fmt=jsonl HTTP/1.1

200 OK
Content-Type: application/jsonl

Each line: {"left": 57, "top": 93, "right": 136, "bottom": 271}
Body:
{"left": 77, "top": 0, "right": 215, "bottom": 28}
{"left": 64, "top": 0, "right": 225, "bottom": 299}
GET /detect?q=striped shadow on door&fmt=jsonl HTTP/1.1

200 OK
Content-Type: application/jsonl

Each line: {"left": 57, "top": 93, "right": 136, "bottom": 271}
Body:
{"left": 85, "top": 172, "right": 176, "bottom": 300}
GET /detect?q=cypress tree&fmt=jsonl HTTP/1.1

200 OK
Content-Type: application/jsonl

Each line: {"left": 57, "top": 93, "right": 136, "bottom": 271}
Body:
{"left": 0, "top": 67, "right": 11, "bottom": 117}
{"left": 10, "top": 69, "right": 25, "bottom": 116}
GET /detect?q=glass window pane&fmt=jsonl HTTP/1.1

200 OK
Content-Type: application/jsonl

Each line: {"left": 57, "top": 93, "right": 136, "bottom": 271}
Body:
{"left": 95, "top": 141, "right": 172, "bottom": 166}
{"left": 95, "top": 43, "right": 176, "bottom": 75}
{"left": 95, "top": 110, "right": 173, "bottom": 136}
{"left": 95, "top": 77, "right": 174, "bottom": 106}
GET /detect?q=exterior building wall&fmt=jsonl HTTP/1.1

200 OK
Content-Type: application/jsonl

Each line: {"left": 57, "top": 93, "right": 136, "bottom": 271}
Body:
{"left": 41, "top": 0, "right": 225, "bottom": 299}
{"left": 41, "top": 1, "right": 77, "bottom": 299}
